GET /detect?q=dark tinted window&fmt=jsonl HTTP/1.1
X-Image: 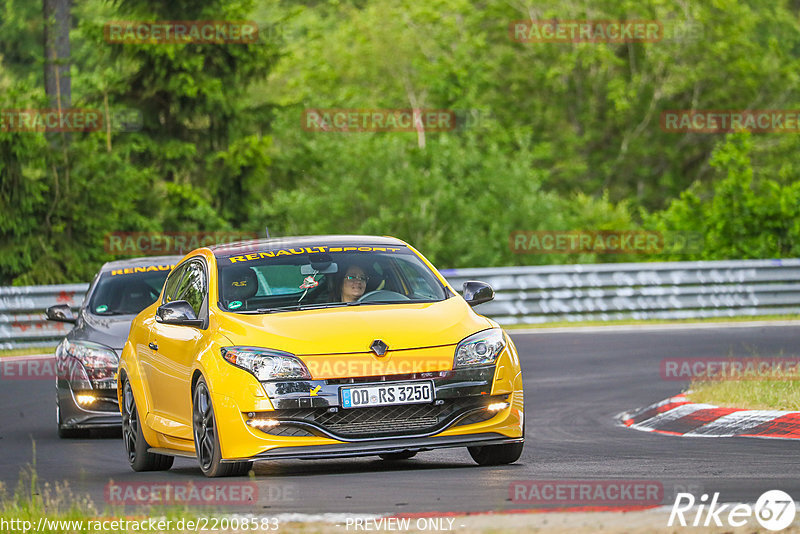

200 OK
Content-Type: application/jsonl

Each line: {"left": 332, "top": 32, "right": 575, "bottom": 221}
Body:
{"left": 88, "top": 268, "right": 172, "bottom": 316}
{"left": 217, "top": 248, "right": 447, "bottom": 312}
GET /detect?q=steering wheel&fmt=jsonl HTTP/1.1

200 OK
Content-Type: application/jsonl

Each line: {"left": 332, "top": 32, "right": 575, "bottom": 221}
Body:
{"left": 357, "top": 290, "right": 411, "bottom": 303}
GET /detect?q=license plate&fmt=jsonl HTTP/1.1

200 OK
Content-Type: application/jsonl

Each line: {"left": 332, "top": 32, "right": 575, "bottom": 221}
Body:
{"left": 340, "top": 381, "right": 434, "bottom": 409}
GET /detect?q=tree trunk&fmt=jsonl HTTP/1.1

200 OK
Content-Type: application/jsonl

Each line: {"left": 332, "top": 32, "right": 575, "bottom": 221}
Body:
{"left": 43, "top": 0, "right": 71, "bottom": 110}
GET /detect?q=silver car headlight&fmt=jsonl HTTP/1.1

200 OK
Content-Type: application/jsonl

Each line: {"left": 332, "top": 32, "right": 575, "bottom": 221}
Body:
{"left": 58, "top": 339, "right": 119, "bottom": 389}
{"left": 221, "top": 346, "right": 311, "bottom": 380}
{"left": 454, "top": 328, "right": 507, "bottom": 368}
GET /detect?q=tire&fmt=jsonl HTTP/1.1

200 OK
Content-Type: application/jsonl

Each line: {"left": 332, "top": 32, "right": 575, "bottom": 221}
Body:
{"left": 468, "top": 442, "right": 524, "bottom": 466}
{"left": 121, "top": 378, "right": 174, "bottom": 471}
{"left": 193, "top": 377, "right": 252, "bottom": 477}
{"left": 57, "top": 403, "right": 89, "bottom": 439}
{"left": 379, "top": 451, "right": 417, "bottom": 461}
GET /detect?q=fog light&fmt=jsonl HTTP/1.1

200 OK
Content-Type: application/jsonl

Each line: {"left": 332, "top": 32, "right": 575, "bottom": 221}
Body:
{"left": 76, "top": 394, "right": 97, "bottom": 406}
{"left": 247, "top": 418, "right": 280, "bottom": 429}
{"left": 487, "top": 402, "right": 509, "bottom": 412}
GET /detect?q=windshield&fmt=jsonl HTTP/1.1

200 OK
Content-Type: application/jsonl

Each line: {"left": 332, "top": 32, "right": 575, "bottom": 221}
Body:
{"left": 217, "top": 247, "right": 449, "bottom": 313}
{"left": 88, "top": 269, "right": 172, "bottom": 316}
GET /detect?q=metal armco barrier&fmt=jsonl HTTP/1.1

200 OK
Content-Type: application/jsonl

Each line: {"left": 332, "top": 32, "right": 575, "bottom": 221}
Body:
{"left": 442, "top": 258, "right": 800, "bottom": 324}
{"left": 0, "top": 284, "right": 88, "bottom": 349}
{"left": 3, "top": 259, "right": 800, "bottom": 349}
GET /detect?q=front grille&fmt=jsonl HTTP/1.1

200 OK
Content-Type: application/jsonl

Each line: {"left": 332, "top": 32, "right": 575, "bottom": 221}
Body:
{"left": 264, "top": 425, "right": 316, "bottom": 437}
{"left": 453, "top": 409, "right": 497, "bottom": 427}
{"left": 320, "top": 403, "right": 441, "bottom": 435}
{"left": 265, "top": 395, "right": 506, "bottom": 439}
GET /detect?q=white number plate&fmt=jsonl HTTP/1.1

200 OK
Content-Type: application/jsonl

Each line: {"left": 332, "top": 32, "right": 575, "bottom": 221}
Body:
{"left": 340, "top": 381, "right": 434, "bottom": 409}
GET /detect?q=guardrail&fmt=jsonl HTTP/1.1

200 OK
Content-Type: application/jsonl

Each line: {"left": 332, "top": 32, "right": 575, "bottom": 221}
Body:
{"left": 442, "top": 258, "right": 800, "bottom": 324}
{"left": 0, "top": 284, "right": 88, "bottom": 350}
{"left": 2, "top": 259, "right": 800, "bottom": 349}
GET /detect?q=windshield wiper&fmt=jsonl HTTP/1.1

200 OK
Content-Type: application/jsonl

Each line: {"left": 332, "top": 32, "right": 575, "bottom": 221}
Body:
{"left": 256, "top": 302, "right": 357, "bottom": 314}
{"left": 359, "top": 299, "right": 438, "bottom": 305}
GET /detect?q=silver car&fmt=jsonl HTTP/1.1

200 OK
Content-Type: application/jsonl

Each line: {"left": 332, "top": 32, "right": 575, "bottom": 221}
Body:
{"left": 47, "top": 256, "right": 181, "bottom": 438}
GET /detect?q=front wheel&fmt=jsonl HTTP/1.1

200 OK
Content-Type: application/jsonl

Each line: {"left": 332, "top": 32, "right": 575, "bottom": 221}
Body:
{"left": 193, "top": 377, "right": 252, "bottom": 477}
{"left": 121, "top": 378, "right": 173, "bottom": 471}
{"left": 468, "top": 442, "right": 524, "bottom": 466}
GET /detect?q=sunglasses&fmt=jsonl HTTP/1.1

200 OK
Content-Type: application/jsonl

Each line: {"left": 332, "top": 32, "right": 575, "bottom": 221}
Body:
{"left": 345, "top": 275, "right": 368, "bottom": 283}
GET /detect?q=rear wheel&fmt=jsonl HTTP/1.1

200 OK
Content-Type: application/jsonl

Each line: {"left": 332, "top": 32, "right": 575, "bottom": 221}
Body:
{"left": 379, "top": 451, "right": 417, "bottom": 461}
{"left": 193, "top": 377, "right": 252, "bottom": 477}
{"left": 121, "top": 378, "right": 174, "bottom": 471}
{"left": 468, "top": 442, "right": 524, "bottom": 466}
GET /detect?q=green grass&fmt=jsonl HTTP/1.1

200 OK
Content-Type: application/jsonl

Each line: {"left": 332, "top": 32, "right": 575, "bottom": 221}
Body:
{"left": 1, "top": 443, "right": 105, "bottom": 533}
{"left": 0, "top": 347, "right": 56, "bottom": 358}
{"left": 1, "top": 463, "right": 250, "bottom": 533}
{"left": 687, "top": 379, "right": 800, "bottom": 411}
{"left": 1, "top": 441, "right": 315, "bottom": 533}
{"left": 503, "top": 313, "right": 800, "bottom": 330}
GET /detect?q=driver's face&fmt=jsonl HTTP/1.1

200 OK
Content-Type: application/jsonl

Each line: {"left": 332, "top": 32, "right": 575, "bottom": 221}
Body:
{"left": 341, "top": 266, "right": 367, "bottom": 302}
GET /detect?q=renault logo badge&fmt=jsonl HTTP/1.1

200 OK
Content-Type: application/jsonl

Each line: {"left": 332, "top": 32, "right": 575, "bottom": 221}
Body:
{"left": 370, "top": 339, "right": 388, "bottom": 356}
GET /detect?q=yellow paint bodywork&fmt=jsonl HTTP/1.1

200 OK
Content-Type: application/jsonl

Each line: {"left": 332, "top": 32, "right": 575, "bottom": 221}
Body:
{"left": 118, "top": 241, "right": 524, "bottom": 461}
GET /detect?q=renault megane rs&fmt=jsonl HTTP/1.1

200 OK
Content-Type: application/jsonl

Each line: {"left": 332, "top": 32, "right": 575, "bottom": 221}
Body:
{"left": 118, "top": 236, "right": 524, "bottom": 476}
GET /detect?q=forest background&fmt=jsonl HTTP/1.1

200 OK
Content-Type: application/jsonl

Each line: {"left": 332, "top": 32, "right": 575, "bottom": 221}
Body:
{"left": 2, "top": 0, "right": 799, "bottom": 285}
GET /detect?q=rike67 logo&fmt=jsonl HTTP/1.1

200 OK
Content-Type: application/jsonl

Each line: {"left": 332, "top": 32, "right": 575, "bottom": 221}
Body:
{"left": 669, "top": 490, "right": 796, "bottom": 531}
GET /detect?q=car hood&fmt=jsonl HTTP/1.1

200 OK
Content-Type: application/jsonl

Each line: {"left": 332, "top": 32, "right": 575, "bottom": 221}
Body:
{"left": 217, "top": 296, "right": 491, "bottom": 356}
{"left": 66, "top": 311, "right": 137, "bottom": 352}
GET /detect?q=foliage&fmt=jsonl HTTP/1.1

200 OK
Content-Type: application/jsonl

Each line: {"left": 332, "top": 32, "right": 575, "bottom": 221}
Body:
{"left": 2, "top": 0, "right": 800, "bottom": 283}
{"left": 645, "top": 133, "right": 800, "bottom": 260}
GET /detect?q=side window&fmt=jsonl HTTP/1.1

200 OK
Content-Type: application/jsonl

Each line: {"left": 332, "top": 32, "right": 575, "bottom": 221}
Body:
{"left": 162, "top": 264, "right": 186, "bottom": 304}
{"left": 176, "top": 261, "right": 207, "bottom": 317}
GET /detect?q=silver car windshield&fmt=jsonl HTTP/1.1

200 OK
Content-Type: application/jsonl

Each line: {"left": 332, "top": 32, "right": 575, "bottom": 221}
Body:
{"left": 88, "top": 269, "right": 170, "bottom": 316}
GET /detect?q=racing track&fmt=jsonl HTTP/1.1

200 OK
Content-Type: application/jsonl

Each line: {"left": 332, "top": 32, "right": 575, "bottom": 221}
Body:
{"left": 1, "top": 324, "right": 799, "bottom": 516}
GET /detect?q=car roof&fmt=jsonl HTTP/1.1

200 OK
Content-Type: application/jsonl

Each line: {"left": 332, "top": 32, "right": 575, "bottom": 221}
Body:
{"left": 98, "top": 255, "right": 184, "bottom": 273}
{"left": 210, "top": 235, "right": 408, "bottom": 258}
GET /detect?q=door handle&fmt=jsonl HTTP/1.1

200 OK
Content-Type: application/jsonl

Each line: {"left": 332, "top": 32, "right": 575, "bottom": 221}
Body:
{"left": 149, "top": 342, "right": 158, "bottom": 351}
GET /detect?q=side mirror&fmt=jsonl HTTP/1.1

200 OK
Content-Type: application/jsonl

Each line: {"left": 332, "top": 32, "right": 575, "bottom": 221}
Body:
{"left": 462, "top": 281, "right": 494, "bottom": 307}
{"left": 46, "top": 304, "right": 76, "bottom": 324}
{"left": 156, "top": 300, "right": 203, "bottom": 327}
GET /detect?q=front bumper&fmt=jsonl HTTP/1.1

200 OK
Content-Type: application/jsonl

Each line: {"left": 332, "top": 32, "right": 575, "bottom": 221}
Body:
{"left": 211, "top": 365, "right": 524, "bottom": 460}
{"left": 57, "top": 378, "right": 120, "bottom": 429}
{"left": 232, "top": 432, "right": 522, "bottom": 462}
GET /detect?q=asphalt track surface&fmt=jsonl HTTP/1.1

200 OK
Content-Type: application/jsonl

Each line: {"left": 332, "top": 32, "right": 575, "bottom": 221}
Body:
{"left": 1, "top": 324, "right": 799, "bottom": 516}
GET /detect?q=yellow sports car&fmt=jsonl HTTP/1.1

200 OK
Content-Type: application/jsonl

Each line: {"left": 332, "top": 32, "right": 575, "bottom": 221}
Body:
{"left": 118, "top": 236, "right": 524, "bottom": 477}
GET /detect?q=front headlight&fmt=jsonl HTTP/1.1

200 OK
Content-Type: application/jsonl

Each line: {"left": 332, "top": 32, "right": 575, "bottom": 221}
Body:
{"left": 58, "top": 339, "right": 119, "bottom": 389}
{"left": 454, "top": 328, "right": 507, "bottom": 368}
{"left": 221, "top": 346, "right": 311, "bottom": 381}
